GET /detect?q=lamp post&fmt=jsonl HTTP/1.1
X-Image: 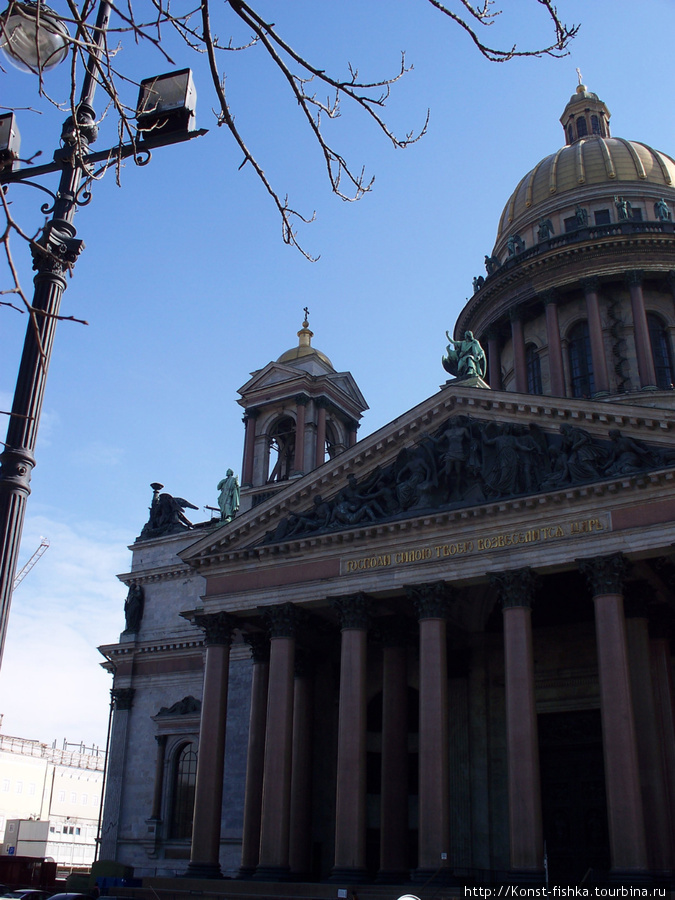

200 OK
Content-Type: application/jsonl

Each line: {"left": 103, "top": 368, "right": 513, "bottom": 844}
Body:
{"left": 0, "top": 0, "right": 204, "bottom": 667}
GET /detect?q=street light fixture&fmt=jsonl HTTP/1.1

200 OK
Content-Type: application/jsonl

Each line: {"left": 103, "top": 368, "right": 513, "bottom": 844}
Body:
{"left": 0, "top": 0, "right": 206, "bottom": 668}
{"left": 0, "top": 0, "right": 69, "bottom": 72}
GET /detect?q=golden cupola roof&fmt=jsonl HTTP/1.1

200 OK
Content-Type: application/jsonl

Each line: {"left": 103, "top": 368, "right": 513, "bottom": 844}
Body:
{"left": 493, "top": 83, "right": 675, "bottom": 255}
{"left": 277, "top": 313, "right": 334, "bottom": 370}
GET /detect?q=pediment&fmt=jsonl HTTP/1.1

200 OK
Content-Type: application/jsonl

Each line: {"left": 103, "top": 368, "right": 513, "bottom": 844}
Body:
{"left": 238, "top": 361, "right": 310, "bottom": 395}
{"left": 182, "top": 383, "right": 675, "bottom": 569}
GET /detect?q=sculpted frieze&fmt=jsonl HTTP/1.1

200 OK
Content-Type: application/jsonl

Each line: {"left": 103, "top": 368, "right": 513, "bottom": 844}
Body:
{"left": 261, "top": 417, "right": 675, "bottom": 544}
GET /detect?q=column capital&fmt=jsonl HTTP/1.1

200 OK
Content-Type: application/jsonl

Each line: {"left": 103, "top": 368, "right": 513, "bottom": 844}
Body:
{"left": 624, "top": 269, "right": 644, "bottom": 287}
{"left": 315, "top": 396, "right": 331, "bottom": 410}
{"left": 332, "top": 592, "right": 371, "bottom": 630}
{"left": 193, "top": 610, "right": 237, "bottom": 646}
{"left": 244, "top": 408, "right": 261, "bottom": 421}
{"left": 345, "top": 418, "right": 360, "bottom": 432}
{"left": 484, "top": 326, "right": 501, "bottom": 341}
{"left": 244, "top": 632, "right": 271, "bottom": 663}
{"left": 261, "top": 602, "right": 305, "bottom": 639}
{"left": 509, "top": 306, "right": 524, "bottom": 323}
{"left": 154, "top": 733, "right": 168, "bottom": 747}
{"left": 294, "top": 393, "right": 310, "bottom": 406}
{"left": 407, "top": 581, "right": 454, "bottom": 620}
{"left": 648, "top": 603, "right": 675, "bottom": 641}
{"left": 581, "top": 276, "right": 600, "bottom": 294}
{"left": 579, "top": 552, "right": 628, "bottom": 596}
{"left": 112, "top": 687, "right": 135, "bottom": 710}
{"left": 492, "top": 567, "right": 539, "bottom": 610}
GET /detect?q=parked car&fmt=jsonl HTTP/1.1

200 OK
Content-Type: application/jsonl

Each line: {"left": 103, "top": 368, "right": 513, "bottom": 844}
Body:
{"left": 1, "top": 892, "right": 51, "bottom": 900}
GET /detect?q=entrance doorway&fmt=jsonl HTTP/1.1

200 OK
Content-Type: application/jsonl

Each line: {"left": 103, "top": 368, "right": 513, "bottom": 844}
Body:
{"left": 538, "top": 709, "right": 610, "bottom": 883}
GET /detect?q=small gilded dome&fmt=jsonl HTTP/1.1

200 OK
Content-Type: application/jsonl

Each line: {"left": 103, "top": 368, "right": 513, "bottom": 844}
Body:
{"left": 277, "top": 315, "right": 334, "bottom": 370}
{"left": 493, "top": 85, "right": 675, "bottom": 258}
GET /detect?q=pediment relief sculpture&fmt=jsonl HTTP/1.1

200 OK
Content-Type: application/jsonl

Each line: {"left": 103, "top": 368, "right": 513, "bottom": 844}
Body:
{"left": 262, "top": 417, "right": 675, "bottom": 544}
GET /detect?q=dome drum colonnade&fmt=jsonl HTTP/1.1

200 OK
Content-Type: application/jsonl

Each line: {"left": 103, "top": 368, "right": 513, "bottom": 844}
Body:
{"left": 460, "top": 86, "right": 675, "bottom": 403}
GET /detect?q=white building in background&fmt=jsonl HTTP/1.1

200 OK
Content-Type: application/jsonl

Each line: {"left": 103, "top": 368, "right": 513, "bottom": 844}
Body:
{"left": 0, "top": 731, "right": 105, "bottom": 870}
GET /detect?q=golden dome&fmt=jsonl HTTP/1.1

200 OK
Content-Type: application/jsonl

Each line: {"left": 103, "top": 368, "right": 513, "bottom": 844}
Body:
{"left": 493, "top": 85, "right": 675, "bottom": 257}
{"left": 277, "top": 315, "right": 334, "bottom": 369}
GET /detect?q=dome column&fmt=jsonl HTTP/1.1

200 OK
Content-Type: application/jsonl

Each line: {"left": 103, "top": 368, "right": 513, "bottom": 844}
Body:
{"left": 581, "top": 277, "right": 610, "bottom": 395}
{"left": 625, "top": 271, "right": 657, "bottom": 390}
{"left": 509, "top": 311, "right": 527, "bottom": 393}
{"left": 486, "top": 329, "right": 502, "bottom": 390}
{"left": 542, "top": 292, "right": 565, "bottom": 397}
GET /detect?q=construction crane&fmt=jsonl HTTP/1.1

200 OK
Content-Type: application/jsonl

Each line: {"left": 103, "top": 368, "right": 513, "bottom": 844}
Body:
{"left": 13, "top": 537, "right": 50, "bottom": 589}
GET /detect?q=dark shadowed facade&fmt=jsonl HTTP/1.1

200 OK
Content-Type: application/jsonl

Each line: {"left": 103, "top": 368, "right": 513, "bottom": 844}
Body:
{"left": 99, "top": 85, "right": 675, "bottom": 887}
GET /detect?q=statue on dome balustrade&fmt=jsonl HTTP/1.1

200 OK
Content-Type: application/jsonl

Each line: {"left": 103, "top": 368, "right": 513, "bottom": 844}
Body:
{"left": 654, "top": 198, "right": 672, "bottom": 222}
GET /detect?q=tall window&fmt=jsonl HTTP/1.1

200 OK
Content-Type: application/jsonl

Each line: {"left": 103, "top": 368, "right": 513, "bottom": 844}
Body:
{"left": 526, "top": 344, "right": 543, "bottom": 394}
{"left": 169, "top": 743, "right": 197, "bottom": 839}
{"left": 568, "top": 321, "right": 595, "bottom": 398}
{"left": 576, "top": 117, "right": 588, "bottom": 139}
{"left": 647, "top": 313, "right": 675, "bottom": 390}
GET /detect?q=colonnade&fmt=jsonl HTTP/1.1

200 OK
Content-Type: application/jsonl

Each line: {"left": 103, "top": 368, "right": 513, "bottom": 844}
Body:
{"left": 489, "top": 271, "right": 660, "bottom": 397}
{"left": 171, "top": 553, "right": 674, "bottom": 883}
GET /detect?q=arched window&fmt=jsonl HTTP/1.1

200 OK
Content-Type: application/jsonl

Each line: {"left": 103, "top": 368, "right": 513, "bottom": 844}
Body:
{"left": 647, "top": 313, "right": 675, "bottom": 390}
{"left": 525, "top": 344, "right": 542, "bottom": 394}
{"left": 169, "top": 743, "right": 197, "bottom": 839}
{"left": 591, "top": 115, "right": 601, "bottom": 135}
{"left": 267, "top": 416, "right": 296, "bottom": 482}
{"left": 568, "top": 321, "right": 595, "bottom": 398}
{"left": 576, "top": 117, "right": 588, "bottom": 139}
{"left": 567, "top": 124, "right": 575, "bottom": 145}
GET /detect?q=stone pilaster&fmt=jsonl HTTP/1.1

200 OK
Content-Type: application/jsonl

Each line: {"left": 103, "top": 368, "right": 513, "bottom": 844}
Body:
{"left": 99, "top": 687, "right": 135, "bottom": 861}
{"left": 289, "top": 651, "right": 314, "bottom": 878}
{"left": 541, "top": 291, "right": 565, "bottom": 397}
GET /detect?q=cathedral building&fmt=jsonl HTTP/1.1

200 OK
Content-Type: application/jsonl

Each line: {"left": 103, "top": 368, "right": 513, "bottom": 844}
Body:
{"left": 99, "top": 84, "right": 675, "bottom": 888}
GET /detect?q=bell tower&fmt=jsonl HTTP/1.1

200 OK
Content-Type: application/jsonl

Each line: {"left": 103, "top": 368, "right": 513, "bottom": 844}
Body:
{"left": 237, "top": 313, "right": 368, "bottom": 513}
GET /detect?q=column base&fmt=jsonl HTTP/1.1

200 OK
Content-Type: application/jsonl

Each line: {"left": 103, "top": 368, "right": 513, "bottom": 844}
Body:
{"left": 253, "top": 865, "right": 291, "bottom": 881}
{"left": 507, "top": 868, "right": 545, "bottom": 885}
{"left": 183, "top": 862, "right": 225, "bottom": 879}
{"left": 376, "top": 869, "right": 411, "bottom": 884}
{"left": 411, "top": 866, "right": 458, "bottom": 885}
{"left": 329, "top": 866, "right": 369, "bottom": 883}
{"left": 236, "top": 866, "right": 256, "bottom": 879}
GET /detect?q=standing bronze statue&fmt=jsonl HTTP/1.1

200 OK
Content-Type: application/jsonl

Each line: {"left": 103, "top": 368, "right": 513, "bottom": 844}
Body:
{"left": 443, "top": 330, "right": 487, "bottom": 379}
{"left": 217, "top": 469, "right": 241, "bottom": 523}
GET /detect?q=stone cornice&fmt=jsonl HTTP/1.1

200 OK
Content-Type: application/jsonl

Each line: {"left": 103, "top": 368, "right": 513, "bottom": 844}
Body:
{"left": 181, "top": 388, "right": 675, "bottom": 572}
{"left": 118, "top": 564, "right": 202, "bottom": 587}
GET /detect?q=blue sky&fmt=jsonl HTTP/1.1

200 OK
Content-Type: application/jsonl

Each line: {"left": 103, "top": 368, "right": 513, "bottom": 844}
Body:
{"left": 2, "top": 0, "right": 675, "bottom": 748}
